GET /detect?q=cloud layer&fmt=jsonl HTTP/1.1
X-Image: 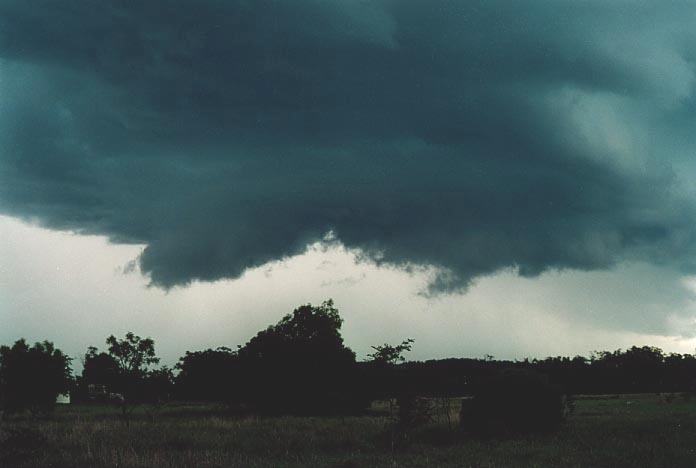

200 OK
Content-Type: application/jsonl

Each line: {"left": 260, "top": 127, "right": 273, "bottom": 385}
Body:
{"left": 1, "top": 1, "right": 696, "bottom": 291}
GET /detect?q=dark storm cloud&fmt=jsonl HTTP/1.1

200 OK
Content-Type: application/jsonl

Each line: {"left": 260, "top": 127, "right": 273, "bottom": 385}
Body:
{"left": 1, "top": 0, "right": 696, "bottom": 291}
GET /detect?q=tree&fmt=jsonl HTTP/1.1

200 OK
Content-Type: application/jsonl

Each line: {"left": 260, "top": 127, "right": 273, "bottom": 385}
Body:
{"left": 365, "top": 338, "right": 415, "bottom": 400}
{"left": 367, "top": 339, "right": 415, "bottom": 365}
{"left": 0, "top": 339, "right": 72, "bottom": 414}
{"left": 141, "top": 366, "right": 175, "bottom": 404}
{"left": 106, "top": 332, "right": 159, "bottom": 377}
{"left": 86, "top": 332, "right": 161, "bottom": 412}
{"left": 175, "top": 347, "right": 241, "bottom": 403}
{"left": 237, "top": 300, "right": 362, "bottom": 414}
{"left": 82, "top": 346, "right": 120, "bottom": 390}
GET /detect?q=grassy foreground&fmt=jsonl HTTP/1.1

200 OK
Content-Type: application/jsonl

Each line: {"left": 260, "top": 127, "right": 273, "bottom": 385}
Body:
{"left": 1, "top": 394, "right": 696, "bottom": 467}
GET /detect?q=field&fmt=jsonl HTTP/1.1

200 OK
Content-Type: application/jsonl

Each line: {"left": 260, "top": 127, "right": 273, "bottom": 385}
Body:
{"left": 1, "top": 394, "right": 696, "bottom": 467}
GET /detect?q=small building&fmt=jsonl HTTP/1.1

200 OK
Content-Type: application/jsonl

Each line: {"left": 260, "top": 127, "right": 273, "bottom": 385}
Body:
{"left": 56, "top": 393, "right": 71, "bottom": 404}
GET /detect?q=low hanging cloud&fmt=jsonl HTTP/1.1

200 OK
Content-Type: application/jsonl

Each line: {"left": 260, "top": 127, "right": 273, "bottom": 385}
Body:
{"left": 1, "top": 0, "right": 696, "bottom": 292}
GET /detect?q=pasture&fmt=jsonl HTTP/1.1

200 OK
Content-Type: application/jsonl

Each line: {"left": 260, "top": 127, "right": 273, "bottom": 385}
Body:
{"left": 1, "top": 394, "right": 695, "bottom": 467}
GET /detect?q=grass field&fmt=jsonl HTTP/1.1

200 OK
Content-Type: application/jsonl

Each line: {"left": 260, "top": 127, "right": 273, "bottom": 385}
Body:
{"left": 1, "top": 394, "right": 696, "bottom": 467}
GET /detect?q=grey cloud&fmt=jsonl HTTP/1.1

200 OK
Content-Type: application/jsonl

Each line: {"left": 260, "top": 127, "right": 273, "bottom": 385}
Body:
{"left": 1, "top": 0, "right": 696, "bottom": 292}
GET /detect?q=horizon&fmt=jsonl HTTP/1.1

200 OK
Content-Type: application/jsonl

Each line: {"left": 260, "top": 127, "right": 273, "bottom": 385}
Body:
{"left": 4, "top": 215, "right": 695, "bottom": 372}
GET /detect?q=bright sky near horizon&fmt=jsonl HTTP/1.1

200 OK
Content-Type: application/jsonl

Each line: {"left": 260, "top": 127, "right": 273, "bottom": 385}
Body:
{"left": 3, "top": 215, "right": 696, "bottom": 368}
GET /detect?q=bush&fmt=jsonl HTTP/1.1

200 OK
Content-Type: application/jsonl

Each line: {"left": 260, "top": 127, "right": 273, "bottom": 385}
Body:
{"left": 0, "top": 340, "right": 72, "bottom": 415}
{"left": 460, "top": 368, "right": 570, "bottom": 435}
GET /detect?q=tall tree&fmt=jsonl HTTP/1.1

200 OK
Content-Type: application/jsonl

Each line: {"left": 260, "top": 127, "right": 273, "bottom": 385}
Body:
{"left": 106, "top": 332, "right": 159, "bottom": 376}
{"left": 86, "top": 332, "right": 161, "bottom": 412}
{"left": 237, "top": 300, "right": 362, "bottom": 414}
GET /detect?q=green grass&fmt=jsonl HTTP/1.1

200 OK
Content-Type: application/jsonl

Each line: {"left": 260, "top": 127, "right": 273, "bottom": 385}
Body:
{"left": 2, "top": 394, "right": 696, "bottom": 467}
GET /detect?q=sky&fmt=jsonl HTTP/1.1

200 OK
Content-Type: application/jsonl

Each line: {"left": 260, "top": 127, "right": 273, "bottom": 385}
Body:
{"left": 2, "top": 1, "right": 696, "bottom": 366}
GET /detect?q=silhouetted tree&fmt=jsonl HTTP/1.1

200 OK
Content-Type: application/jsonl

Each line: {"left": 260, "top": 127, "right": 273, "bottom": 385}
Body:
{"left": 368, "top": 339, "right": 415, "bottom": 365}
{"left": 82, "top": 346, "right": 120, "bottom": 390}
{"left": 107, "top": 332, "right": 159, "bottom": 376}
{"left": 108, "top": 332, "right": 160, "bottom": 408}
{"left": 175, "top": 347, "right": 241, "bottom": 403}
{"left": 85, "top": 332, "right": 161, "bottom": 413}
{"left": 141, "top": 366, "right": 175, "bottom": 404}
{"left": 365, "top": 339, "right": 415, "bottom": 400}
{"left": 237, "top": 299, "right": 363, "bottom": 414}
{"left": 664, "top": 352, "right": 696, "bottom": 392}
{"left": 380, "top": 345, "right": 696, "bottom": 398}
{"left": 0, "top": 339, "right": 72, "bottom": 414}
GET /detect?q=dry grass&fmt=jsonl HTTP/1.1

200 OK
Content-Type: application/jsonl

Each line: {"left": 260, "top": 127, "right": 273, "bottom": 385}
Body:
{"left": 1, "top": 395, "right": 695, "bottom": 467}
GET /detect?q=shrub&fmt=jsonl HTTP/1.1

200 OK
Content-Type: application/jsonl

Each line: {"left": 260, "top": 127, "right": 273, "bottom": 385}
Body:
{"left": 460, "top": 368, "right": 570, "bottom": 435}
{"left": 0, "top": 339, "right": 72, "bottom": 415}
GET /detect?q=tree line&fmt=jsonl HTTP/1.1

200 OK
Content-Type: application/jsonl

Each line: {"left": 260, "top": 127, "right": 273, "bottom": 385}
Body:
{"left": 2, "top": 299, "right": 696, "bottom": 415}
